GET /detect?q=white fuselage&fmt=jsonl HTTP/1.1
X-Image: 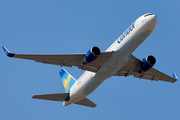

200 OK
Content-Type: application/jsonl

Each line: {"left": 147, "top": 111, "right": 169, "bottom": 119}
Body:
{"left": 64, "top": 13, "right": 157, "bottom": 106}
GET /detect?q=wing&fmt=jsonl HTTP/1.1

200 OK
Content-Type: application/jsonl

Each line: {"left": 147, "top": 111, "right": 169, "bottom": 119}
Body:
{"left": 2, "top": 46, "right": 112, "bottom": 72}
{"left": 114, "top": 55, "right": 178, "bottom": 83}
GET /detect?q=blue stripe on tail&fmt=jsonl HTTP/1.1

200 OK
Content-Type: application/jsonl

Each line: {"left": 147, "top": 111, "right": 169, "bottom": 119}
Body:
{"left": 59, "top": 68, "right": 76, "bottom": 93}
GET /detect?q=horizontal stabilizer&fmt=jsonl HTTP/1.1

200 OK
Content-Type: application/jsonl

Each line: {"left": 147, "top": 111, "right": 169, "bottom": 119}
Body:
{"left": 32, "top": 93, "right": 69, "bottom": 101}
{"left": 74, "top": 97, "right": 96, "bottom": 108}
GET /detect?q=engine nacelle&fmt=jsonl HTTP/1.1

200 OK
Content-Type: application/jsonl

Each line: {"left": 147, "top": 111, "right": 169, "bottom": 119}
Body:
{"left": 140, "top": 55, "right": 156, "bottom": 72}
{"left": 82, "top": 46, "right": 101, "bottom": 64}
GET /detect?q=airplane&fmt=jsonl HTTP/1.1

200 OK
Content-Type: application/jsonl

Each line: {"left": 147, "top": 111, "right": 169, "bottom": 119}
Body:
{"left": 3, "top": 13, "right": 178, "bottom": 108}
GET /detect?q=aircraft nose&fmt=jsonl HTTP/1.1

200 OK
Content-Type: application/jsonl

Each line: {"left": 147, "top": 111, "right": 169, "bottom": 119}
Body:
{"left": 144, "top": 13, "right": 157, "bottom": 23}
{"left": 146, "top": 14, "right": 157, "bottom": 33}
{"left": 150, "top": 14, "right": 157, "bottom": 26}
{"left": 151, "top": 14, "right": 157, "bottom": 23}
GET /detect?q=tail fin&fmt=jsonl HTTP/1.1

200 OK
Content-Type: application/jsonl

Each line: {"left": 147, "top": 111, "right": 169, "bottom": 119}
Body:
{"left": 59, "top": 68, "right": 76, "bottom": 93}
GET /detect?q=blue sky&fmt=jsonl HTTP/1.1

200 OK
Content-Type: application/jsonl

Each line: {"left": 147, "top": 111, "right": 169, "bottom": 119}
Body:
{"left": 1, "top": 0, "right": 180, "bottom": 120}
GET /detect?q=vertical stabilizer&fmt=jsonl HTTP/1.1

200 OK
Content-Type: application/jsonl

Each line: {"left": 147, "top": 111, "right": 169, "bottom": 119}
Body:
{"left": 59, "top": 68, "right": 76, "bottom": 93}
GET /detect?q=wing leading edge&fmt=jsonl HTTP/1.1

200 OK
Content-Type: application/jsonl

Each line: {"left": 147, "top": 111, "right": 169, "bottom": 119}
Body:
{"left": 114, "top": 55, "right": 178, "bottom": 83}
{"left": 3, "top": 46, "right": 177, "bottom": 82}
{"left": 2, "top": 46, "right": 112, "bottom": 72}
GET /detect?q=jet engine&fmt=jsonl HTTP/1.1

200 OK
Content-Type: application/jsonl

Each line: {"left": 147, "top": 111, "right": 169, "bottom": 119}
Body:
{"left": 81, "top": 46, "right": 101, "bottom": 65}
{"left": 140, "top": 55, "right": 156, "bottom": 72}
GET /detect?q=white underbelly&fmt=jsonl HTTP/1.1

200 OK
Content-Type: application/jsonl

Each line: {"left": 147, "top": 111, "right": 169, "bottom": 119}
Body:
{"left": 64, "top": 32, "right": 150, "bottom": 106}
{"left": 82, "top": 32, "right": 150, "bottom": 95}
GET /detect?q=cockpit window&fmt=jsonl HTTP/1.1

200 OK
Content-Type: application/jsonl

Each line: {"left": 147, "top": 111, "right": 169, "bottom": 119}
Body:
{"left": 144, "top": 13, "right": 153, "bottom": 17}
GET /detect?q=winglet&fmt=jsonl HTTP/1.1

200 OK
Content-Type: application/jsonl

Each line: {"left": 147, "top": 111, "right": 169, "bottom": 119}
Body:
{"left": 2, "top": 46, "right": 15, "bottom": 57}
{"left": 173, "top": 73, "right": 178, "bottom": 80}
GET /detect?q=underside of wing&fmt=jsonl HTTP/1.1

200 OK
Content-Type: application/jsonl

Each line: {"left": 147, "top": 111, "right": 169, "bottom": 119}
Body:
{"left": 114, "top": 55, "right": 177, "bottom": 83}
{"left": 2, "top": 46, "right": 112, "bottom": 73}
{"left": 78, "top": 52, "right": 112, "bottom": 72}
{"left": 14, "top": 54, "right": 84, "bottom": 67}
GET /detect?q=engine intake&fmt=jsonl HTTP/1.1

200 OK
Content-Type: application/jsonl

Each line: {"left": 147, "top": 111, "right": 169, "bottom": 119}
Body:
{"left": 140, "top": 55, "right": 156, "bottom": 72}
{"left": 82, "top": 46, "right": 101, "bottom": 64}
